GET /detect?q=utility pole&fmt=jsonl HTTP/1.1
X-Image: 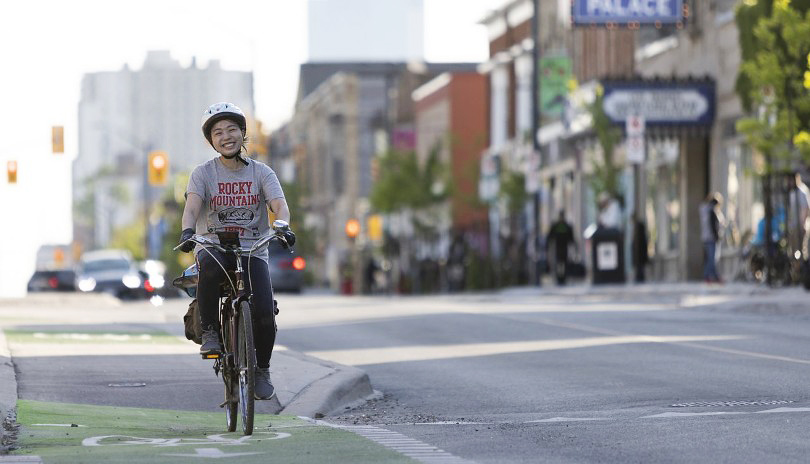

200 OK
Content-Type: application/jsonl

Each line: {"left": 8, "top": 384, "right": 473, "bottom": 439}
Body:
{"left": 531, "top": 0, "right": 542, "bottom": 287}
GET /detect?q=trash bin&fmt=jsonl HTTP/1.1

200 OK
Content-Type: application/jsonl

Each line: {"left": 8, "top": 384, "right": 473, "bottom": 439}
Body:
{"left": 590, "top": 226, "right": 626, "bottom": 284}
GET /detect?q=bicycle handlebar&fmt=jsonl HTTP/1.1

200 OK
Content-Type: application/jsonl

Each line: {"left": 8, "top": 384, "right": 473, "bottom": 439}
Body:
{"left": 173, "top": 233, "right": 292, "bottom": 254}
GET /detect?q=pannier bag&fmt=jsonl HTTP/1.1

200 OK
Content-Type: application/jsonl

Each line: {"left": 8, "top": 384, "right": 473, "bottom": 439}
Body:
{"left": 184, "top": 298, "right": 203, "bottom": 344}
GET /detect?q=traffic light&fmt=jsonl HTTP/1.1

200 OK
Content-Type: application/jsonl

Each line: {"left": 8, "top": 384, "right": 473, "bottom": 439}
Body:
{"left": 367, "top": 215, "right": 382, "bottom": 242}
{"left": 52, "top": 126, "right": 64, "bottom": 154}
{"left": 148, "top": 151, "right": 169, "bottom": 186}
{"left": 7, "top": 161, "right": 17, "bottom": 184}
{"left": 345, "top": 218, "right": 360, "bottom": 239}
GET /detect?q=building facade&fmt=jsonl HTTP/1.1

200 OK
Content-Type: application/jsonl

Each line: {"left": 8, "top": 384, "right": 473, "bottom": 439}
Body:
{"left": 74, "top": 51, "right": 254, "bottom": 250}
{"left": 287, "top": 62, "right": 477, "bottom": 290}
{"left": 412, "top": 71, "right": 490, "bottom": 236}
{"left": 479, "top": 0, "right": 635, "bottom": 284}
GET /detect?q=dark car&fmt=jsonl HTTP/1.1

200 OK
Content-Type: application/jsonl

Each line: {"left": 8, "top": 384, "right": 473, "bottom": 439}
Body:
{"left": 75, "top": 250, "right": 154, "bottom": 300}
{"left": 268, "top": 241, "right": 305, "bottom": 293}
{"left": 27, "top": 269, "right": 76, "bottom": 292}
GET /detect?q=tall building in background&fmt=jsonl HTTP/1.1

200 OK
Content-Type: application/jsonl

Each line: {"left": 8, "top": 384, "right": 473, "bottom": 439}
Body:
{"left": 74, "top": 50, "right": 254, "bottom": 251}
{"left": 308, "top": 0, "right": 424, "bottom": 62}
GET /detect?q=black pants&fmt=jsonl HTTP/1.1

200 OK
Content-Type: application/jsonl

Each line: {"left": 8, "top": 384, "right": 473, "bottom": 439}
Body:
{"left": 196, "top": 250, "right": 276, "bottom": 368}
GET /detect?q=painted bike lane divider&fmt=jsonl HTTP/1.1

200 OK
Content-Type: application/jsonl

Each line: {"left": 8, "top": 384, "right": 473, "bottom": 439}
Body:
{"left": 13, "top": 400, "right": 413, "bottom": 463}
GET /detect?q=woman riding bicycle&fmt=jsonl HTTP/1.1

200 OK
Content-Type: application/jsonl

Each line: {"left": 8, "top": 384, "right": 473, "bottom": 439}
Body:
{"left": 178, "top": 102, "right": 295, "bottom": 400}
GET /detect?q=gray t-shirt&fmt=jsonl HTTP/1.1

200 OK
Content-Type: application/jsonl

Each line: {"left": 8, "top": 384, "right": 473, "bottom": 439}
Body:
{"left": 186, "top": 157, "right": 285, "bottom": 261}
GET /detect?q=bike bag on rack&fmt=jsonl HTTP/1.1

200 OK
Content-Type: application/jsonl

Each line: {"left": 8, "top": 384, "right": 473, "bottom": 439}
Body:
{"left": 183, "top": 298, "right": 203, "bottom": 345}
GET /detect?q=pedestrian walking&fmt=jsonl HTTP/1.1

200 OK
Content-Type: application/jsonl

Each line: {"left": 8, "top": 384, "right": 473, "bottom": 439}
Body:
{"left": 631, "top": 212, "right": 649, "bottom": 283}
{"left": 699, "top": 192, "right": 724, "bottom": 283}
{"left": 546, "top": 211, "right": 575, "bottom": 285}
{"left": 787, "top": 172, "right": 810, "bottom": 259}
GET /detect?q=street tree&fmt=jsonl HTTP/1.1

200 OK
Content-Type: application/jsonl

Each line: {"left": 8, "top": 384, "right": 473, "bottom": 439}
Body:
{"left": 735, "top": 0, "right": 810, "bottom": 167}
{"left": 587, "top": 84, "right": 623, "bottom": 199}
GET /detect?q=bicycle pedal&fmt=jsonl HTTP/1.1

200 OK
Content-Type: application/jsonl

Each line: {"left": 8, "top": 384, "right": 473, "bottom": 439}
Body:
{"left": 202, "top": 353, "right": 221, "bottom": 359}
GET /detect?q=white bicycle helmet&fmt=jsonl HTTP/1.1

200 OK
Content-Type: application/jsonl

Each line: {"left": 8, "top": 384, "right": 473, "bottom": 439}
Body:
{"left": 201, "top": 102, "right": 247, "bottom": 146}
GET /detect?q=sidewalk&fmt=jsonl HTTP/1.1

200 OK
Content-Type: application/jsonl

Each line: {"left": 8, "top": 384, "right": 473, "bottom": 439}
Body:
{"left": 0, "top": 294, "right": 376, "bottom": 448}
{"left": 497, "top": 280, "right": 810, "bottom": 314}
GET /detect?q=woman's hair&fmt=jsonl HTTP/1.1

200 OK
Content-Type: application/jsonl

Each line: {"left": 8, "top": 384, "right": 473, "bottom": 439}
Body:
{"left": 706, "top": 192, "right": 723, "bottom": 206}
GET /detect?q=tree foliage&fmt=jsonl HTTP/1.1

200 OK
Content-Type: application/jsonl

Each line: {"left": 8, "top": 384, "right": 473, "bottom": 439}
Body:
{"left": 587, "top": 85, "right": 623, "bottom": 197}
{"left": 370, "top": 146, "right": 451, "bottom": 213}
{"left": 499, "top": 170, "right": 527, "bottom": 214}
{"left": 735, "top": 0, "right": 810, "bottom": 166}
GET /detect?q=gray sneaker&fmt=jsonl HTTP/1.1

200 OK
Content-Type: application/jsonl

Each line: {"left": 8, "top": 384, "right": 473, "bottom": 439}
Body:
{"left": 199, "top": 327, "right": 222, "bottom": 356}
{"left": 254, "top": 367, "right": 275, "bottom": 400}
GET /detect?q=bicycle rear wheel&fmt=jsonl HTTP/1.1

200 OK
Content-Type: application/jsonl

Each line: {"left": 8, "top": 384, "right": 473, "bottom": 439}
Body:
{"left": 237, "top": 301, "right": 256, "bottom": 435}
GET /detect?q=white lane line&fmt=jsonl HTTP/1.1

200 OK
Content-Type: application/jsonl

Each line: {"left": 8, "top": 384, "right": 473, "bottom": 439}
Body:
{"left": 31, "top": 423, "right": 87, "bottom": 427}
{"left": 755, "top": 407, "right": 810, "bottom": 414}
{"left": 676, "top": 342, "right": 810, "bottom": 365}
{"left": 525, "top": 417, "right": 608, "bottom": 423}
{"left": 307, "top": 335, "right": 745, "bottom": 366}
{"left": 309, "top": 419, "right": 475, "bottom": 464}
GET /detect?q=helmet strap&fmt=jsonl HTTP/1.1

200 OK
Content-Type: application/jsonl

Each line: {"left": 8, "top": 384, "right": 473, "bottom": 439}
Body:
{"left": 222, "top": 151, "right": 249, "bottom": 166}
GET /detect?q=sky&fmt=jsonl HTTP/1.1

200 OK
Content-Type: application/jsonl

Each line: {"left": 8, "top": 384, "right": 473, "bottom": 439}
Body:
{"left": 0, "top": 0, "right": 505, "bottom": 297}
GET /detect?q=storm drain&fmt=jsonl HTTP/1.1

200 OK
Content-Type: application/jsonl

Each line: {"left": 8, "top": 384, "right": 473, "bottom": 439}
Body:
{"left": 670, "top": 400, "right": 794, "bottom": 408}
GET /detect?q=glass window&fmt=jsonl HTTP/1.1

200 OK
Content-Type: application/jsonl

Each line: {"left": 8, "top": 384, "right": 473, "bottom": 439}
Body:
{"left": 646, "top": 139, "right": 681, "bottom": 256}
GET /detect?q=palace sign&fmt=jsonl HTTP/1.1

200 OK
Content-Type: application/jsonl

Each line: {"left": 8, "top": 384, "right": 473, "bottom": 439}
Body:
{"left": 601, "top": 80, "right": 715, "bottom": 127}
{"left": 572, "top": 0, "right": 685, "bottom": 25}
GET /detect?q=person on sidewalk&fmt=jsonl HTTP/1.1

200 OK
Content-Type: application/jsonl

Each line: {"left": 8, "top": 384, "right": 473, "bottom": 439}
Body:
{"left": 787, "top": 172, "right": 810, "bottom": 259}
{"left": 546, "top": 211, "right": 575, "bottom": 285}
{"left": 631, "top": 212, "right": 649, "bottom": 283}
{"left": 178, "top": 102, "right": 295, "bottom": 400}
{"left": 699, "top": 192, "right": 724, "bottom": 283}
{"left": 597, "top": 192, "right": 622, "bottom": 230}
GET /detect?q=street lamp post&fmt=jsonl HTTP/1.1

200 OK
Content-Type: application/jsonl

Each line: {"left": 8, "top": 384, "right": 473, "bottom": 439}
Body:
{"left": 531, "top": 0, "right": 542, "bottom": 287}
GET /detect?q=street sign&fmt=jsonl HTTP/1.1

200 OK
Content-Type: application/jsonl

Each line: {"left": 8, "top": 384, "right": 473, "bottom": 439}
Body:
{"left": 601, "top": 79, "right": 715, "bottom": 127}
{"left": 626, "top": 115, "right": 645, "bottom": 136}
{"left": 572, "top": 0, "right": 686, "bottom": 26}
{"left": 626, "top": 135, "right": 645, "bottom": 164}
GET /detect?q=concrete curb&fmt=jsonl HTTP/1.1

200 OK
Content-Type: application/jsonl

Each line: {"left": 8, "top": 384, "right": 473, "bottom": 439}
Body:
{"left": 0, "top": 330, "right": 18, "bottom": 449}
{"left": 278, "top": 350, "right": 375, "bottom": 418}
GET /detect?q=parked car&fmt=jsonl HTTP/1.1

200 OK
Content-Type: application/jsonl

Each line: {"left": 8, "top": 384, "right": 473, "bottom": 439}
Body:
{"left": 27, "top": 269, "right": 76, "bottom": 292}
{"left": 268, "top": 241, "right": 305, "bottom": 293}
{"left": 75, "top": 250, "right": 154, "bottom": 300}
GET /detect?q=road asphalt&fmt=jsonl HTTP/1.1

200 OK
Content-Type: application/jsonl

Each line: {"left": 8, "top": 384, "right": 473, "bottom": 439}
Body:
{"left": 0, "top": 293, "right": 376, "bottom": 449}
{"left": 0, "top": 280, "right": 805, "bottom": 449}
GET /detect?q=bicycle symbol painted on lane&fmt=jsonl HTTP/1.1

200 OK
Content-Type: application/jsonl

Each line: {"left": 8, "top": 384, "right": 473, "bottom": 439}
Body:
{"left": 81, "top": 431, "right": 290, "bottom": 447}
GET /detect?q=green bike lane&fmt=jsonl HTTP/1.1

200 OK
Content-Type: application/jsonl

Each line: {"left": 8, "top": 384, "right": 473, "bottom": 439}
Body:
{"left": 13, "top": 400, "right": 413, "bottom": 464}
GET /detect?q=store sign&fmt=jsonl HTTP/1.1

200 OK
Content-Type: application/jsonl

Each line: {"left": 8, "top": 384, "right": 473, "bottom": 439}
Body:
{"left": 540, "top": 56, "right": 572, "bottom": 116}
{"left": 572, "top": 0, "right": 684, "bottom": 24}
{"left": 601, "top": 80, "right": 715, "bottom": 126}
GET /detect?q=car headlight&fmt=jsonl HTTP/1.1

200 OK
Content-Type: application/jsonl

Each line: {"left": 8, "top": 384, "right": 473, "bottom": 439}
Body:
{"left": 122, "top": 274, "right": 142, "bottom": 289}
{"left": 77, "top": 277, "right": 96, "bottom": 292}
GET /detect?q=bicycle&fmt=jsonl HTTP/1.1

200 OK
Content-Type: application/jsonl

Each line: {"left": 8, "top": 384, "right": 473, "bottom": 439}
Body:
{"left": 172, "top": 222, "right": 291, "bottom": 435}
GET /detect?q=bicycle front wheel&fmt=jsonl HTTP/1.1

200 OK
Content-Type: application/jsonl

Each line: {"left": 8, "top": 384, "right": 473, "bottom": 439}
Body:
{"left": 238, "top": 301, "right": 256, "bottom": 435}
{"left": 222, "top": 317, "right": 238, "bottom": 433}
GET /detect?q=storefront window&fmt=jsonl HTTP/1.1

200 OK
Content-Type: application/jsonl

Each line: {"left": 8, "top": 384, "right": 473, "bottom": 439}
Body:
{"left": 646, "top": 139, "right": 681, "bottom": 256}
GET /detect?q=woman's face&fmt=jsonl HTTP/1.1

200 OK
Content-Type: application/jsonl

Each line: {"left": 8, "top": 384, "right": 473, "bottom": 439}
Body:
{"left": 210, "top": 119, "right": 243, "bottom": 157}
